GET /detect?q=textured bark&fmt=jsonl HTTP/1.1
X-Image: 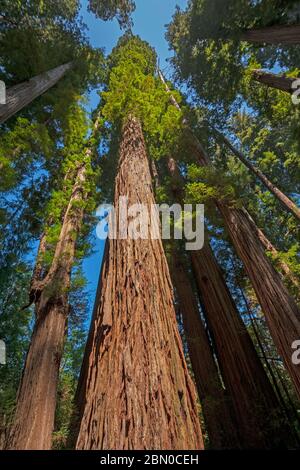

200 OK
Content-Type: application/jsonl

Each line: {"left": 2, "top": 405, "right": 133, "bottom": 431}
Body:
{"left": 75, "top": 115, "right": 203, "bottom": 450}
{"left": 252, "top": 69, "right": 298, "bottom": 94}
{"left": 0, "top": 62, "right": 72, "bottom": 124}
{"left": 68, "top": 243, "right": 109, "bottom": 448}
{"left": 241, "top": 25, "right": 300, "bottom": 44}
{"left": 191, "top": 242, "right": 288, "bottom": 447}
{"left": 217, "top": 203, "right": 300, "bottom": 401}
{"left": 159, "top": 72, "right": 300, "bottom": 402}
{"left": 5, "top": 122, "right": 97, "bottom": 450}
{"left": 171, "top": 253, "right": 240, "bottom": 449}
{"left": 167, "top": 157, "right": 285, "bottom": 448}
{"left": 218, "top": 131, "right": 300, "bottom": 222}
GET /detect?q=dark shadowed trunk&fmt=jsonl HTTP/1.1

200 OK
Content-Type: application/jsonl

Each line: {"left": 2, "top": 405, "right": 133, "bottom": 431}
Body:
{"left": 5, "top": 127, "right": 95, "bottom": 450}
{"left": 217, "top": 203, "right": 300, "bottom": 400}
{"left": 216, "top": 131, "right": 300, "bottom": 222}
{"left": 75, "top": 115, "right": 203, "bottom": 450}
{"left": 167, "top": 156, "right": 286, "bottom": 448}
{"left": 252, "top": 70, "right": 299, "bottom": 94}
{"left": 241, "top": 25, "right": 300, "bottom": 44}
{"left": 0, "top": 62, "right": 72, "bottom": 124}
{"left": 158, "top": 72, "right": 300, "bottom": 402}
{"left": 171, "top": 251, "right": 240, "bottom": 449}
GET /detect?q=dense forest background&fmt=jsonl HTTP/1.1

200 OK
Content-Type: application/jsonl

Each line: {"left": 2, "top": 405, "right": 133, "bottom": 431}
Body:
{"left": 0, "top": 0, "right": 300, "bottom": 450}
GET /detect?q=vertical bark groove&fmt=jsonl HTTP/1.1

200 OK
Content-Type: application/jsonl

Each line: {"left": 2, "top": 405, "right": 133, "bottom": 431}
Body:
{"left": 5, "top": 120, "right": 96, "bottom": 450}
{"left": 158, "top": 72, "right": 300, "bottom": 403}
{"left": 171, "top": 252, "right": 240, "bottom": 449}
{"left": 75, "top": 115, "right": 203, "bottom": 450}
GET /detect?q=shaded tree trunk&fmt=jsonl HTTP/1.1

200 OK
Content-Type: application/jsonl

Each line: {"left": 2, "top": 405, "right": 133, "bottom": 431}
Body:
{"left": 5, "top": 125, "right": 96, "bottom": 450}
{"left": 158, "top": 72, "right": 300, "bottom": 402}
{"left": 75, "top": 115, "right": 203, "bottom": 450}
{"left": 252, "top": 69, "right": 298, "bottom": 94}
{"left": 167, "top": 156, "right": 286, "bottom": 448}
{"left": 0, "top": 62, "right": 72, "bottom": 124}
{"left": 191, "top": 242, "right": 287, "bottom": 448}
{"left": 67, "top": 242, "right": 109, "bottom": 448}
{"left": 217, "top": 203, "right": 300, "bottom": 401}
{"left": 241, "top": 25, "right": 300, "bottom": 45}
{"left": 171, "top": 251, "right": 240, "bottom": 449}
{"left": 216, "top": 130, "right": 300, "bottom": 222}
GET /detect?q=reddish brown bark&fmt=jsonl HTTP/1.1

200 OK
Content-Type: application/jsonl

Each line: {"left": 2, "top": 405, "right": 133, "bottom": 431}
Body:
{"left": 167, "top": 157, "right": 286, "bottom": 448}
{"left": 252, "top": 69, "right": 298, "bottom": 94}
{"left": 217, "top": 203, "right": 300, "bottom": 400}
{"left": 75, "top": 115, "right": 203, "bottom": 450}
{"left": 158, "top": 73, "right": 300, "bottom": 402}
{"left": 241, "top": 25, "right": 300, "bottom": 45}
{"left": 217, "top": 131, "right": 300, "bottom": 222}
{"left": 0, "top": 62, "right": 72, "bottom": 124}
{"left": 171, "top": 252, "right": 240, "bottom": 449}
{"left": 191, "top": 244, "right": 288, "bottom": 448}
{"left": 5, "top": 123, "right": 97, "bottom": 450}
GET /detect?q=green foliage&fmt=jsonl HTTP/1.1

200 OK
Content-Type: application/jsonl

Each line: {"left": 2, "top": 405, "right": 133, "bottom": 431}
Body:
{"left": 167, "top": 0, "right": 300, "bottom": 109}
{"left": 0, "top": 117, "right": 53, "bottom": 192}
{"left": 88, "top": 0, "right": 135, "bottom": 28}
{"left": 0, "top": 263, "right": 33, "bottom": 434}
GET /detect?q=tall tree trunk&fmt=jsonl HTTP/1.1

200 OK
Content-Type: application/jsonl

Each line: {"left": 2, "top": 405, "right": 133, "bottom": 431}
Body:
{"left": 217, "top": 203, "right": 300, "bottom": 400}
{"left": 75, "top": 115, "right": 203, "bottom": 450}
{"left": 0, "top": 62, "right": 72, "bottom": 124}
{"left": 171, "top": 251, "right": 240, "bottom": 449}
{"left": 252, "top": 69, "right": 298, "bottom": 94}
{"left": 167, "top": 156, "right": 286, "bottom": 448}
{"left": 191, "top": 241, "right": 287, "bottom": 447}
{"left": 67, "top": 242, "right": 109, "bottom": 448}
{"left": 5, "top": 125, "right": 95, "bottom": 450}
{"left": 241, "top": 25, "right": 300, "bottom": 45}
{"left": 159, "top": 72, "right": 300, "bottom": 401}
{"left": 216, "top": 130, "right": 300, "bottom": 222}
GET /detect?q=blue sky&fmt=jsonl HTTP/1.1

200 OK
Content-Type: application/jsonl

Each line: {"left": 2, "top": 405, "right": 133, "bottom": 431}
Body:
{"left": 81, "top": 0, "right": 188, "bottom": 309}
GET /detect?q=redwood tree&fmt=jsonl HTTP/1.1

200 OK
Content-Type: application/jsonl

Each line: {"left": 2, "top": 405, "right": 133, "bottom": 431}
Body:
{"left": 252, "top": 70, "right": 299, "bottom": 94}
{"left": 75, "top": 115, "right": 203, "bottom": 450}
{"left": 166, "top": 157, "right": 287, "bottom": 448}
{"left": 160, "top": 75, "right": 300, "bottom": 402}
{"left": 0, "top": 63, "right": 73, "bottom": 125}
{"left": 171, "top": 250, "right": 240, "bottom": 449}
{"left": 5, "top": 104, "right": 99, "bottom": 450}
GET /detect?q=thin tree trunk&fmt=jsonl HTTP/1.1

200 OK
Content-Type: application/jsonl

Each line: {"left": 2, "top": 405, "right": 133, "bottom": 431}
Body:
{"left": 171, "top": 251, "right": 241, "bottom": 449}
{"left": 167, "top": 156, "right": 286, "bottom": 448}
{"left": 216, "top": 131, "right": 300, "bottom": 222}
{"left": 252, "top": 69, "right": 298, "bottom": 94}
{"left": 5, "top": 120, "right": 97, "bottom": 450}
{"left": 159, "top": 71, "right": 300, "bottom": 401}
{"left": 75, "top": 115, "right": 203, "bottom": 450}
{"left": 241, "top": 25, "right": 300, "bottom": 45}
{"left": 0, "top": 62, "right": 72, "bottom": 124}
